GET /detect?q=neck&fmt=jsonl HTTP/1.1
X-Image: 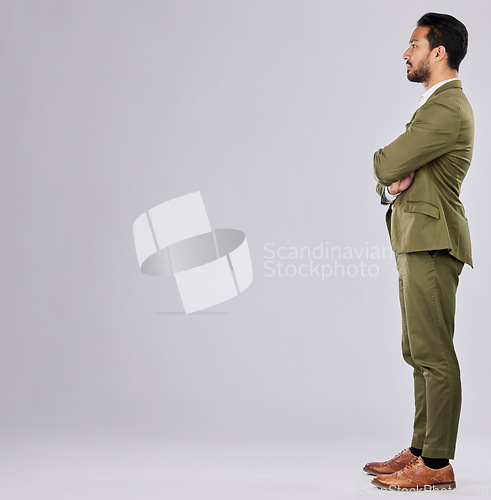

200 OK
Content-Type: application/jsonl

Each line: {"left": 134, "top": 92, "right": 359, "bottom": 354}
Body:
{"left": 423, "top": 70, "right": 458, "bottom": 91}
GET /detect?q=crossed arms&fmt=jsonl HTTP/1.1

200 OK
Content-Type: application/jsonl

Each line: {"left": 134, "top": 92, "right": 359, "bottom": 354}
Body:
{"left": 374, "top": 99, "right": 460, "bottom": 198}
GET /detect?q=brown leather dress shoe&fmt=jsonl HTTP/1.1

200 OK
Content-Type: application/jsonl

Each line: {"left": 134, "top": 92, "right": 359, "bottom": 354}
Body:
{"left": 363, "top": 448, "right": 416, "bottom": 475}
{"left": 371, "top": 456, "right": 456, "bottom": 491}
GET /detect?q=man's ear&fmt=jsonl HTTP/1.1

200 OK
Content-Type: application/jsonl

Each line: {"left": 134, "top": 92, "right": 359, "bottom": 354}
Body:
{"left": 433, "top": 45, "right": 447, "bottom": 63}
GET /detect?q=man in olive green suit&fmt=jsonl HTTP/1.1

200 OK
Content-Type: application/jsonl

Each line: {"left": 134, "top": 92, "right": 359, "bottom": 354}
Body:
{"left": 363, "top": 13, "right": 474, "bottom": 491}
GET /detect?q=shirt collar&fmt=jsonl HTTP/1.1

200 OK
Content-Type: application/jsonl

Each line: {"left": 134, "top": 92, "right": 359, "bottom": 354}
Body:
{"left": 417, "top": 78, "right": 459, "bottom": 108}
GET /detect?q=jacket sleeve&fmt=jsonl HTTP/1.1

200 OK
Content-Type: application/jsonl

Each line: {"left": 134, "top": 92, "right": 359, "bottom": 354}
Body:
{"left": 373, "top": 100, "right": 460, "bottom": 186}
{"left": 375, "top": 182, "right": 391, "bottom": 204}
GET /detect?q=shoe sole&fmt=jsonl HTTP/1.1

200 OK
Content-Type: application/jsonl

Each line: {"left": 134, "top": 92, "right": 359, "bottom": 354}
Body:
{"left": 371, "top": 478, "right": 456, "bottom": 491}
{"left": 363, "top": 466, "right": 380, "bottom": 476}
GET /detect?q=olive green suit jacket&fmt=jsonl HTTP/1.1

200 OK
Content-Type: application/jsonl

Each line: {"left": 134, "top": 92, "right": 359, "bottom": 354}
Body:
{"left": 374, "top": 80, "right": 474, "bottom": 266}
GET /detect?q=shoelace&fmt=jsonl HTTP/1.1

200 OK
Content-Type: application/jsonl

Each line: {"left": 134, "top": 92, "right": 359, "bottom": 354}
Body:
{"left": 402, "top": 457, "right": 420, "bottom": 471}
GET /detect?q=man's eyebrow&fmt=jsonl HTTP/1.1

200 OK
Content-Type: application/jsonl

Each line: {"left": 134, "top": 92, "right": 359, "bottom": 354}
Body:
{"left": 409, "top": 39, "right": 419, "bottom": 43}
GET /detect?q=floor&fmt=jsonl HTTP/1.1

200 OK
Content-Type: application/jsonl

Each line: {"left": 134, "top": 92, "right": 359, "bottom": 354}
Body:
{"left": 0, "top": 438, "right": 489, "bottom": 500}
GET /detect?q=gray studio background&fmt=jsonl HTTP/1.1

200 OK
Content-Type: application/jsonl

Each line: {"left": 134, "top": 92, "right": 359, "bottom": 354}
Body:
{"left": 1, "top": 1, "right": 490, "bottom": 499}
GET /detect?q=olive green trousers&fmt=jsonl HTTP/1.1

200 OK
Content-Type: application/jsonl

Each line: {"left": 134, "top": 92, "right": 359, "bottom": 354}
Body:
{"left": 396, "top": 250, "right": 464, "bottom": 459}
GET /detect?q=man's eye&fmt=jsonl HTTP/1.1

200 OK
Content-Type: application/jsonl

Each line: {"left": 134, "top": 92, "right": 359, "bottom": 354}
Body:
{"left": 412, "top": 45, "right": 417, "bottom": 49}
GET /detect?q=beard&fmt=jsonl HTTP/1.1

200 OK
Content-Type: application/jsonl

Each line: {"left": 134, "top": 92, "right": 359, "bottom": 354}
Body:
{"left": 406, "top": 60, "right": 431, "bottom": 83}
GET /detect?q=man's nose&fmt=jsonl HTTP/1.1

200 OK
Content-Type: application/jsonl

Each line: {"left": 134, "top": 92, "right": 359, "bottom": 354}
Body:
{"left": 402, "top": 49, "right": 410, "bottom": 60}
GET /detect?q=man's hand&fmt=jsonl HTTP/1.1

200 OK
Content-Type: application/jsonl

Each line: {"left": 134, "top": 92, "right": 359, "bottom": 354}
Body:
{"left": 388, "top": 171, "right": 416, "bottom": 195}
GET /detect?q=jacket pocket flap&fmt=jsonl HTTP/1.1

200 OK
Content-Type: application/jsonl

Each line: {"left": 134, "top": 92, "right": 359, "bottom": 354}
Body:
{"left": 404, "top": 201, "right": 440, "bottom": 219}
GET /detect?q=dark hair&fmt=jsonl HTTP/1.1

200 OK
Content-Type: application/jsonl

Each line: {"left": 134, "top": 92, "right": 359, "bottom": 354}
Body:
{"left": 417, "top": 13, "right": 468, "bottom": 71}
